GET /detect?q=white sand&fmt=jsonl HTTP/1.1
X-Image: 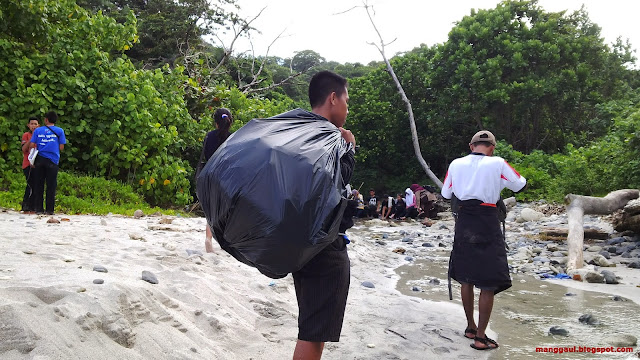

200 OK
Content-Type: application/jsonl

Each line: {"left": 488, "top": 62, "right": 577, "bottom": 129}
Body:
{"left": 0, "top": 211, "right": 490, "bottom": 360}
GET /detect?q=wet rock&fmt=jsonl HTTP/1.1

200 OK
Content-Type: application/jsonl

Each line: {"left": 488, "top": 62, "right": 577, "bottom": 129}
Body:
{"left": 607, "top": 237, "right": 625, "bottom": 245}
{"left": 601, "top": 270, "right": 619, "bottom": 284}
{"left": 583, "top": 271, "right": 605, "bottom": 283}
{"left": 392, "top": 247, "right": 406, "bottom": 255}
{"left": 605, "top": 334, "right": 637, "bottom": 347}
{"left": 578, "top": 314, "right": 600, "bottom": 325}
{"left": 133, "top": 210, "right": 144, "bottom": 219}
{"left": 627, "top": 261, "right": 640, "bottom": 269}
{"left": 93, "top": 279, "right": 104, "bottom": 284}
{"left": 588, "top": 254, "right": 614, "bottom": 267}
{"left": 586, "top": 245, "right": 602, "bottom": 252}
{"left": 549, "top": 326, "right": 569, "bottom": 336}
{"left": 422, "top": 242, "right": 434, "bottom": 247}
{"left": 521, "top": 208, "right": 544, "bottom": 222}
{"left": 565, "top": 293, "right": 577, "bottom": 296}
{"left": 142, "top": 271, "right": 158, "bottom": 284}
{"left": 361, "top": 281, "right": 375, "bottom": 289}
{"left": 438, "top": 242, "right": 446, "bottom": 247}
{"left": 93, "top": 265, "right": 108, "bottom": 273}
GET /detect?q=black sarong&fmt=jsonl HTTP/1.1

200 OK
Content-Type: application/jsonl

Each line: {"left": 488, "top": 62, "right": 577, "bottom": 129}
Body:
{"left": 448, "top": 199, "right": 511, "bottom": 294}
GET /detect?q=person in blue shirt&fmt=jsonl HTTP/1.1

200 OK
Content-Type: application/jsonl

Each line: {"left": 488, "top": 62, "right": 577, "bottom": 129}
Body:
{"left": 29, "top": 111, "right": 66, "bottom": 215}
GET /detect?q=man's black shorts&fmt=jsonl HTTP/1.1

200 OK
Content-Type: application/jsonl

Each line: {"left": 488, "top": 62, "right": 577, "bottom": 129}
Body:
{"left": 292, "top": 236, "right": 350, "bottom": 342}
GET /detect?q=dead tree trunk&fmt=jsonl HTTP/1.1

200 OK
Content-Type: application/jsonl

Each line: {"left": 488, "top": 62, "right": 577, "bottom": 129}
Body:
{"left": 565, "top": 189, "right": 639, "bottom": 270}
{"left": 361, "top": 3, "right": 443, "bottom": 188}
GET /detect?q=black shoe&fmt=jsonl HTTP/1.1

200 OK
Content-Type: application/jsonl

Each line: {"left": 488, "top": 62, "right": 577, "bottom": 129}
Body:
{"left": 45, "top": 211, "right": 54, "bottom": 215}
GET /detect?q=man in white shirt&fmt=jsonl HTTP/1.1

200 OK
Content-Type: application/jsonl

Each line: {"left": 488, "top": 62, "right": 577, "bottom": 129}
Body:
{"left": 441, "top": 130, "right": 526, "bottom": 351}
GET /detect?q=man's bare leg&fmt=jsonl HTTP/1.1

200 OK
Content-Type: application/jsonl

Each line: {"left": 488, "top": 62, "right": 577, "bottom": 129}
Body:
{"left": 474, "top": 289, "right": 497, "bottom": 349}
{"left": 204, "top": 225, "right": 214, "bottom": 253}
{"left": 460, "top": 282, "right": 477, "bottom": 337}
{"left": 293, "top": 340, "right": 324, "bottom": 360}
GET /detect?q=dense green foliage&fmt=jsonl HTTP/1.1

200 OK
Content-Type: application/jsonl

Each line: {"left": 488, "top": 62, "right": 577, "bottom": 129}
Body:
{"left": 1, "top": 0, "right": 639, "bottom": 214}
{"left": 347, "top": 0, "right": 638, "bottom": 196}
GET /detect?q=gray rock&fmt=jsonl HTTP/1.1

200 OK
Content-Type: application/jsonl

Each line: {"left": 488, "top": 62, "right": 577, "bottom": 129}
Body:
{"left": 551, "top": 251, "right": 565, "bottom": 258}
{"left": 438, "top": 224, "right": 448, "bottom": 230}
{"left": 133, "top": 209, "right": 144, "bottom": 219}
{"left": 411, "top": 286, "right": 421, "bottom": 292}
{"left": 438, "top": 242, "right": 446, "bottom": 247}
{"left": 607, "top": 246, "right": 618, "bottom": 253}
{"left": 93, "top": 279, "right": 104, "bottom": 284}
{"left": 142, "top": 270, "right": 158, "bottom": 284}
{"left": 361, "top": 281, "right": 375, "bottom": 289}
{"left": 601, "top": 270, "right": 619, "bottom": 284}
{"left": 401, "top": 237, "right": 412, "bottom": 243}
{"left": 605, "top": 334, "right": 637, "bottom": 347}
{"left": 565, "top": 293, "right": 577, "bottom": 296}
{"left": 628, "top": 261, "right": 640, "bottom": 269}
{"left": 422, "top": 242, "right": 434, "bottom": 247}
{"left": 586, "top": 245, "right": 602, "bottom": 252}
{"left": 93, "top": 265, "right": 108, "bottom": 273}
{"left": 607, "top": 237, "right": 625, "bottom": 245}
{"left": 521, "top": 208, "right": 544, "bottom": 221}
{"left": 405, "top": 256, "right": 414, "bottom": 262}
{"left": 612, "top": 295, "right": 627, "bottom": 301}
{"left": 533, "top": 256, "right": 550, "bottom": 263}
{"left": 588, "top": 254, "right": 614, "bottom": 267}
{"left": 382, "top": 233, "right": 388, "bottom": 239}
{"left": 100, "top": 218, "right": 108, "bottom": 226}
{"left": 375, "top": 240, "right": 387, "bottom": 246}
{"left": 549, "top": 326, "right": 569, "bottom": 336}
{"left": 622, "top": 252, "right": 632, "bottom": 258}
{"left": 186, "top": 249, "right": 203, "bottom": 256}
{"left": 429, "top": 278, "right": 440, "bottom": 285}
{"left": 546, "top": 244, "right": 559, "bottom": 252}
{"left": 578, "top": 314, "right": 600, "bottom": 325}
{"left": 584, "top": 271, "right": 605, "bottom": 283}
{"left": 598, "top": 251, "right": 611, "bottom": 259}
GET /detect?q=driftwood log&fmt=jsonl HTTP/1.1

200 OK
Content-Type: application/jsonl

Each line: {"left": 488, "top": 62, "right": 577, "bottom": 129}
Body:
{"left": 614, "top": 198, "right": 640, "bottom": 233}
{"left": 565, "top": 189, "right": 640, "bottom": 270}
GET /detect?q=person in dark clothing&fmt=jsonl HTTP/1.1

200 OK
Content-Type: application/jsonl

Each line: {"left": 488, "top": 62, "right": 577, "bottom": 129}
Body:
{"left": 365, "top": 189, "right": 379, "bottom": 218}
{"left": 197, "top": 108, "right": 233, "bottom": 253}
{"left": 390, "top": 193, "right": 406, "bottom": 219}
{"left": 441, "top": 130, "right": 527, "bottom": 350}
{"left": 292, "top": 70, "right": 356, "bottom": 360}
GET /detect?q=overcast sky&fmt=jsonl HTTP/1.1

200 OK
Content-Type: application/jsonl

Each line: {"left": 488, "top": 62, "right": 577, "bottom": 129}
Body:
{"left": 217, "top": 0, "right": 639, "bottom": 65}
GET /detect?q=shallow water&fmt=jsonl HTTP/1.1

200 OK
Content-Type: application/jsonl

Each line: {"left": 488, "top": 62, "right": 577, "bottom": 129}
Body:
{"left": 396, "top": 259, "right": 640, "bottom": 359}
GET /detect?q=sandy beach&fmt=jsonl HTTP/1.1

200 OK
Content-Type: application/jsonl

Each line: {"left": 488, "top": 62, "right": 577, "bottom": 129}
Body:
{"left": 0, "top": 209, "right": 495, "bottom": 360}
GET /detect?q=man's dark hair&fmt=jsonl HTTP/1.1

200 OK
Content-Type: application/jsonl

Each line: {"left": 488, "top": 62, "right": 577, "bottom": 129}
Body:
{"left": 28, "top": 116, "right": 39, "bottom": 122}
{"left": 472, "top": 141, "right": 493, "bottom": 147}
{"left": 44, "top": 111, "right": 58, "bottom": 124}
{"left": 308, "top": 71, "right": 347, "bottom": 108}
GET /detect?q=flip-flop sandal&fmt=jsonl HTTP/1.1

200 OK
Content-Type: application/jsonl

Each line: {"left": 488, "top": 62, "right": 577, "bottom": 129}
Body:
{"left": 470, "top": 335, "right": 499, "bottom": 350}
{"left": 464, "top": 328, "right": 477, "bottom": 339}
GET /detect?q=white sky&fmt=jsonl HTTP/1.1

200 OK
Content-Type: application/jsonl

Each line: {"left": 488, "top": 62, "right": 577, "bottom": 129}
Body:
{"left": 219, "top": 0, "right": 639, "bottom": 65}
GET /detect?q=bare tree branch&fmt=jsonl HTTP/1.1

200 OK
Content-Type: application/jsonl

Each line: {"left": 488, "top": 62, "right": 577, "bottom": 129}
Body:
{"left": 360, "top": 1, "right": 443, "bottom": 188}
{"left": 244, "top": 70, "right": 306, "bottom": 94}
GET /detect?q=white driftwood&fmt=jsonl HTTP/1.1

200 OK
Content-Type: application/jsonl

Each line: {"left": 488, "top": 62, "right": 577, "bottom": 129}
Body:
{"left": 565, "top": 189, "right": 639, "bottom": 270}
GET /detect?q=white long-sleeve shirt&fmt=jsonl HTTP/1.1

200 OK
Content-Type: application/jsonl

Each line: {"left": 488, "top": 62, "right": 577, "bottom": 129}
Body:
{"left": 441, "top": 154, "right": 526, "bottom": 204}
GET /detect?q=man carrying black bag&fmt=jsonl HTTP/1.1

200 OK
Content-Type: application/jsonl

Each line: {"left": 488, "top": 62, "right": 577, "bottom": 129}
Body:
{"left": 291, "top": 71, "right": 356, "bottom": 360}
{"left": 197, "top": 71, "right": 356, "bottom": 360}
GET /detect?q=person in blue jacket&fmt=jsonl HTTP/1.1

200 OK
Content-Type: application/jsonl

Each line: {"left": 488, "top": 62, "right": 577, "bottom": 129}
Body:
{"left": 29, "top": 111, "right": 66, "bottom": 215}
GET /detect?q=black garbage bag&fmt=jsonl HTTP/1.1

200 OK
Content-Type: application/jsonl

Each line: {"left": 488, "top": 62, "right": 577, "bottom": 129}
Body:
{"left": 197, "top": 109, "right": 350, "bottom": 279}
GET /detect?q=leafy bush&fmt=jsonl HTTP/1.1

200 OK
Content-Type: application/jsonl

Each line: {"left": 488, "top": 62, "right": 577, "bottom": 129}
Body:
{"left": 0, "top": 170, "right": 175, "bottom": 215}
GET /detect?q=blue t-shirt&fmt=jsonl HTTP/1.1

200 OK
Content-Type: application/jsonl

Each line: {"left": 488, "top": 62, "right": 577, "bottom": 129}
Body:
{"left": 30, "top": 125, "right": 66, "bottom": 164}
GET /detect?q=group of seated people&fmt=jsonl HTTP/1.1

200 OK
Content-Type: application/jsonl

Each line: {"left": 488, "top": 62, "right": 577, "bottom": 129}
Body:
{"left": 348, "top": 184, "right": 440, "bottom": 221}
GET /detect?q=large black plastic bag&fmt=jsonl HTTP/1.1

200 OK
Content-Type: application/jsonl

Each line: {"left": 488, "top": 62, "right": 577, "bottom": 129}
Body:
{"left": 197, "top": 109, "right": 349, "bottom": 279}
